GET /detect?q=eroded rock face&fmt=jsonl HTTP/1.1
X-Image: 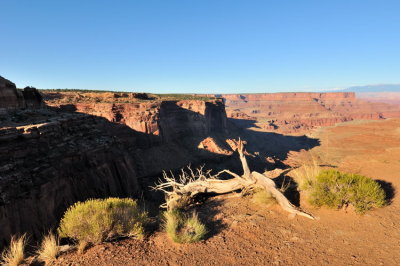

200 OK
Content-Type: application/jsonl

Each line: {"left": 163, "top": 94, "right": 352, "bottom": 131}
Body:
{"left": 0, "top": 113, "right": 142, "bottom": 246}
{"left": 159, "top": 100, "right": 227, "bottom": 142}
{"left": 48, "top": 99, "right": 228, "bottom": 143}
{"left": 66, "top": 102, "right": 161, "bottom": 135}
{"left": 0, "top": 76, "right": 43, "bottom": 110}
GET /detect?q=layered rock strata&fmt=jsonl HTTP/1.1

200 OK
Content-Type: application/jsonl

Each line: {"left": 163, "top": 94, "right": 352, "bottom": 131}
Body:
{"left": 211, "top": 92, "right": 400, "bottom": 133}
{"left": 47, "top": 98, "right": 228, "bottom": 142}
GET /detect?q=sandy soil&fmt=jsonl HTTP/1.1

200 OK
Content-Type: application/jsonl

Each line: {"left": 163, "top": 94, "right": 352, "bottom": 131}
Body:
{"left": 53, "top": 119, "right": 400, "bottom": 266}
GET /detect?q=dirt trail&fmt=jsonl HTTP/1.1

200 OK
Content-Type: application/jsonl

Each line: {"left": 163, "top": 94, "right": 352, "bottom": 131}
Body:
{"left": 54, "top": 119, "right": 400, "bottom": 266}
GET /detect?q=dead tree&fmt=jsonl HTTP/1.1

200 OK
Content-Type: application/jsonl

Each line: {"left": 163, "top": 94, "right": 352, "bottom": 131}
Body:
{"left": 153, "top": 139, "right": 314, "bottom": 220}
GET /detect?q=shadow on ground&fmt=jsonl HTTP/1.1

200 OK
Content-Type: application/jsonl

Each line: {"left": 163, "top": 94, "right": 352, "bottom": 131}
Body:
{"left": 376, "top": 180, "right": 396, "bottom": 203}
{"left": 196, "top": 198, "right": 227, "bottom": 240}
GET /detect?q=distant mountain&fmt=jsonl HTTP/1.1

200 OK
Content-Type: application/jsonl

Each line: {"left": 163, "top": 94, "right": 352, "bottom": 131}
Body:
{"left": 342, "top": 84, "right": 400, "bottom": 92}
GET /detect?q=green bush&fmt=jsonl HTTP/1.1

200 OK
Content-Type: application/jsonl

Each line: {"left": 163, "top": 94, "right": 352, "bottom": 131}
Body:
{"left": 306, "top": 170, "right": 386, "bottom": 213}
{"left": 164, "top": 210, "right": 207, "bottom": 244}
{"left": 58, "top": 198, "right": 148, "bottom": 245}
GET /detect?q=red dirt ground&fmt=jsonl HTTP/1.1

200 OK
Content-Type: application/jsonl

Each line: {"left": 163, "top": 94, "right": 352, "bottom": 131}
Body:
{"left": 53, "top": 119, "right": 400, "bottom": 266}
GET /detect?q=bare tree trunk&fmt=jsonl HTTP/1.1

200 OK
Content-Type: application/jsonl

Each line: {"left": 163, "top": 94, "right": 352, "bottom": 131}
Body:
{"left": 153, "top": 140, "right": 314, "bottom": 220}
{"left": 237, "top": 139, "right": 251, "bottom": 179}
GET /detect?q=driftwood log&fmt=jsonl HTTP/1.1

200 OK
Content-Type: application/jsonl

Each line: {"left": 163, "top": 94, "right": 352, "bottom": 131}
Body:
{"left": 153, "top": 139, "right": 314, "bottom": 220}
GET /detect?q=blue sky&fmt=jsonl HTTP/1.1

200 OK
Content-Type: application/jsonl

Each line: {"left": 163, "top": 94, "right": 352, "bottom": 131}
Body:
{"left": 1, "top": 0, "right": 399, "bottom": 93}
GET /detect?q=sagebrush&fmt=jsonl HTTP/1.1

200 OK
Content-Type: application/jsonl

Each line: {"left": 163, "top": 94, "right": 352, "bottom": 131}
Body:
{"left": 58, "top": 198, "right": 148, "bottom": 245}
{"left": 305, "top": 170, "right": 386, "bottom": 213}
{"left": 164, "top": 210, "right": 207, "bottom": 243}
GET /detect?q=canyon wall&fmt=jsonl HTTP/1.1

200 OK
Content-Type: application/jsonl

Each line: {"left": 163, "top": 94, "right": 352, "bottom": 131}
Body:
{"left": 0, "top": 114, "right": 142, "bottom": 247}
{"left": 48, "top": 97, "right": 228, "bottom": 143}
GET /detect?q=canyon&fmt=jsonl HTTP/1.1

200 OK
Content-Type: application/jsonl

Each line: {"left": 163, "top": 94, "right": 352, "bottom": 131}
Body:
{"left": 1, "top": 77, "right": 400, "bottom": 251}
{"left": 212, "top": 92, "right": 400, "bottom": 134}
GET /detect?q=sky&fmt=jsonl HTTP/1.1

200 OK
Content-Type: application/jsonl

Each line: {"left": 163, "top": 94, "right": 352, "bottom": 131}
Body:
{"left": 1, "top": 0, "right": 399, "bottom": 93}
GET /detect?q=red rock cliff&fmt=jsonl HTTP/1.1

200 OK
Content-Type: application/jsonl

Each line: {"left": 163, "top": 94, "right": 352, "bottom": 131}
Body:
{"left": 211, "top": 92, "right": 400, "bottom": 133}
{"left": 47, "top": 97, "right": 228, "bottom": 143}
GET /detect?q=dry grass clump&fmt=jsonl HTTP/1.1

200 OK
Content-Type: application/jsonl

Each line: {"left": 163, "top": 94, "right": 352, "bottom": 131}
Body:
{"left": 58, "top": 198, "right": 148, "bottom": 248}
{"left": 290, "top": 158, "right": 321, "bottom": 190}
{"left": 252, "top": 189, "right": 277, "bottom": 207}
{"left": 37, "top": 232, "right": 60, "bottom": 263}
{"left": 306, "top": 170, "right": 386, "bottom": 214}
{"left": 1, "top": 234, "right": 27, "bottom": 266}
{"left": 164, "top": 210, "right": 207, "bottom": 244}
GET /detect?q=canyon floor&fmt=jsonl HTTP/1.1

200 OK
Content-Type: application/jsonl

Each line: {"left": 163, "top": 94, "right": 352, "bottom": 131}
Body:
{"left": 52, "top": 118, "right": 400, "bottom": 266}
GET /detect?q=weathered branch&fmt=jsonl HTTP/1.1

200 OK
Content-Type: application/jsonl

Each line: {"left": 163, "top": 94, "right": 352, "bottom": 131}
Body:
{"left": 153, "top": 140, "right": 314, "bottom": 220}
{"left": 251, "top": 172, "right": 314, "bottom": 219}
{"left": 237, "top": 138, "right": 251, "bottom": 179}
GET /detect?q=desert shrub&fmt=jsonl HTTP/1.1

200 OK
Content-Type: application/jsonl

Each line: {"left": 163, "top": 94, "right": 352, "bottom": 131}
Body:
{"left": 306, "top": 170, "right": 386, "bottom": 213}
{"left": 37, "top": 232, "right": 60, "bottom": 263}
{"left": 58, "top": 198, "right": 148, "bottom": 245}
{"left": 1, "top": 234, "right": 27, "bottom": 266}
{"left": 164, "top": 210, "right": 207, "bottom": 244}
{"left": 252, "top": 189, "right": 276, "bottom": 206}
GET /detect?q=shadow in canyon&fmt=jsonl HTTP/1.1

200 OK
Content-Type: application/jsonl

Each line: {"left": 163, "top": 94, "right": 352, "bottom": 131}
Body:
{"left": 228, "top": 118, "right": 261, "bottom": 129}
